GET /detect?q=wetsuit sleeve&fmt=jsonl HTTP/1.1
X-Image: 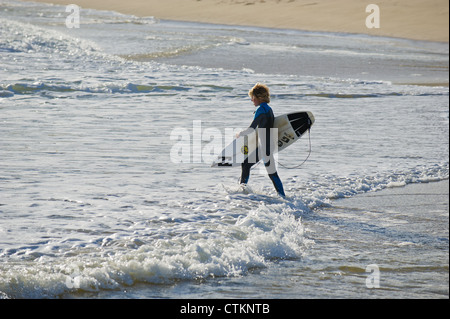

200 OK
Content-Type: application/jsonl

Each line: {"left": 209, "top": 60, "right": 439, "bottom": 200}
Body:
{"left": 250, "top": 111, "right": 268, "bottom": 129}
{"left": 239, "top": 104, "right": 273, "bottom": 137}
{"left": 239, "top": 113, "right": 265, "bottom": 136}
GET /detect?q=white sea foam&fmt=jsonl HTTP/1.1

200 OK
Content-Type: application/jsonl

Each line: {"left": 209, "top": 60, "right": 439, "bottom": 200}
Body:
{"left": 0, "top": 200, "right": 309, "bottom": 298}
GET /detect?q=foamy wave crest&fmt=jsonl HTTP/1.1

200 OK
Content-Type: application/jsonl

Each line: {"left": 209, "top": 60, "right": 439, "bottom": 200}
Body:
{"left": 0, "top": 202, "right": 309, "bottom": 298}
{"left": 0, "top": 81, "right": 191, "bottom": 96}
{"left": 318, "top": 164, "right": 449, "bottom": 201}
{"left": 0, "top": 18, "right": 98, "bottom": 55}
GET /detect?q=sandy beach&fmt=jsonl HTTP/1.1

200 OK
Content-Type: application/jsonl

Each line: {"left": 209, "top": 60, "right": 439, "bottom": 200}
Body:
{"left": 30, "top": 0, "right": 449, "bottom": 42}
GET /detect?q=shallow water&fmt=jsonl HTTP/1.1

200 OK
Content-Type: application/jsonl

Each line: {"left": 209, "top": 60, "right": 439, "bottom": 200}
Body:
{"left": 0, "top": 0, "right": 448, "bottom": 298}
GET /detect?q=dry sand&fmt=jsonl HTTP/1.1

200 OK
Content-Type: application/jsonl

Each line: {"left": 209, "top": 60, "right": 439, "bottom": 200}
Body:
{"left": 30, "top": 0, "right": 449, "bottom": 42}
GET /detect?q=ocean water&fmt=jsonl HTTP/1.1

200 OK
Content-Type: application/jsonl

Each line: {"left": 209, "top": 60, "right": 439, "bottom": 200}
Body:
{"left": 0, "top": 0, "right": 448, "bottom": 299}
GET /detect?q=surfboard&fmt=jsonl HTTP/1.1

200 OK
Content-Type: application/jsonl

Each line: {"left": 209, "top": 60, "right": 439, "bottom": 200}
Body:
{"left": 211, "top": 111, "right": 315, "bottom": 167}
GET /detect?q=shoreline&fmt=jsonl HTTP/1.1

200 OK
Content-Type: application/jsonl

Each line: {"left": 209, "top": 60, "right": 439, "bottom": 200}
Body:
{"left": 334, "top": 179, "right": 449, "bottom": 208}
{"left": 330, "top": 179, "right": 449, "bottom": 237}
{"left": 28, "top": 0, "right": 449, "bottom": 43}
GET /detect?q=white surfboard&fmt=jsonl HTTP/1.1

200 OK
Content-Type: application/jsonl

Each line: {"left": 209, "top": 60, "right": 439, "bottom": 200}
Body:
{"left": 211, "top": 111, "right": 315, "bottom": 167}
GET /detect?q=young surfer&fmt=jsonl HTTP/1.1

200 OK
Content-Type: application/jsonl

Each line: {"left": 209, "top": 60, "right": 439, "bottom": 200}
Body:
{"left": 236, "top": 83, "right": 285, "bottom": 197}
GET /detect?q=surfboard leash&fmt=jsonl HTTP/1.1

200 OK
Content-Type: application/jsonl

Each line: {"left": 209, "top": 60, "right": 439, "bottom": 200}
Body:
{"left": 276, "top": 127, "right": 312, "bottom": 170}
{"left": 248, "top": 126, "right": 312, "bottom": 173}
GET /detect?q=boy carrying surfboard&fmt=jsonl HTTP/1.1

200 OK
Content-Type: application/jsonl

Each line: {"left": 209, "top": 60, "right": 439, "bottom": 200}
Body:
{"left": 236, "top": 83, "right": 286, "bottom": 197}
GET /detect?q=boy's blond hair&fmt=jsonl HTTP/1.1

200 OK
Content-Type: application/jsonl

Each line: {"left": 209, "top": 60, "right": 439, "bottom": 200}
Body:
{"left": 248, "top": 83, "right": 270, "bottom": 103}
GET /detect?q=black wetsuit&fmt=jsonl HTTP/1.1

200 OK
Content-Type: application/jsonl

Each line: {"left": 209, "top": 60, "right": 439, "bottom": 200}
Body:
{"left": 240, "top": 103, "right": 285, "bottom": 197}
